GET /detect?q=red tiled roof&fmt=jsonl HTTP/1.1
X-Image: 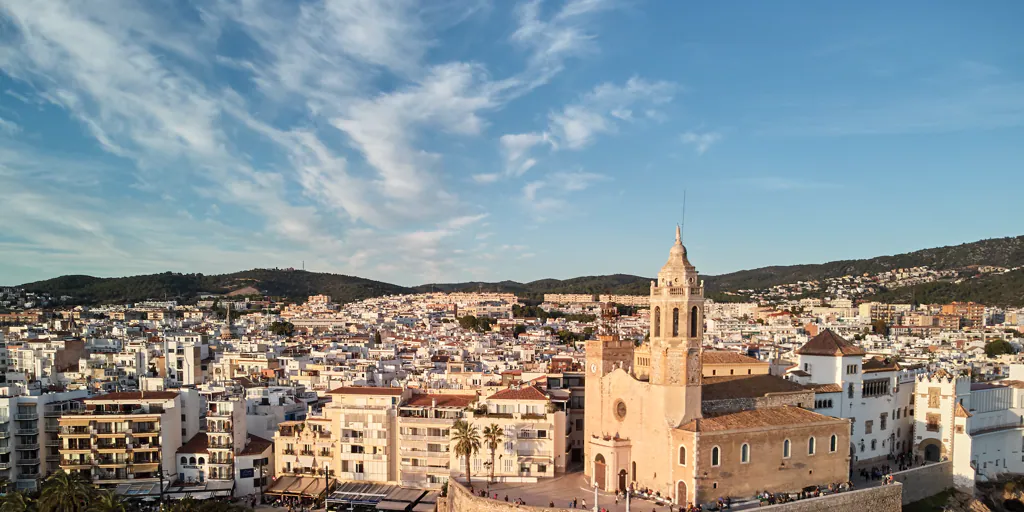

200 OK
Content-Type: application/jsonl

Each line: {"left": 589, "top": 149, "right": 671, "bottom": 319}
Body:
{"left": 487, "top": 386, "right": 548, "bottom": 401}
{"left": 177, "top": 433, "right": 209, "bottom": 454}
{"left": 240, "top": 434, "right": 273, "bottom": 456}
{"left": 327, "top": 386, "right": 404, "bottom": 396}
{"left": 405, "top": 394, "right": 477, "bottom": 408}
{"left": 809, "top": 384, "right": 843, "bottom": 393}
{"left": 702, "top": 375, "right": 808, "bottom": 401}
{"left": 682, "top": 406, "right": 846, "bottom": 432}
{"left": 701, "top": 352, "right": 763, "bottom": 365}
{"left": 795, "top": 330, "right": 866, "bottom": 357}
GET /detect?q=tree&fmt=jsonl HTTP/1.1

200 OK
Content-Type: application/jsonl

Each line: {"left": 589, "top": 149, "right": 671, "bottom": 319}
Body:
{"left": 39, "top": 469, "right": 92, "bottom": 512}
{"left": 451, "top": 419, "right": 481, "bottom": 488}
{"left": 512, "top": 325, "right": 527, "bottom": 339}
{"left": 88, "top": 491, "right": 126, "bottom": 512}
{"left": 374, "top": 331, "right": 383, "bottom": 345}
{"left": 269, "top": 321, "right": 295, "bottom": 336}
{"left": 985, "top": 339, "right": 1013, "bottom": 358}
{"left": 458, "top": 316, "right": 479, "bottom": 331}
{"left": 0, "top": 491, "right": 30, "bottom": 512}
{"left": 871, "top": 319, "right": 890, "bottom": 336}
{"left": 482, "top": 423, "right": 503, "bottom": 483}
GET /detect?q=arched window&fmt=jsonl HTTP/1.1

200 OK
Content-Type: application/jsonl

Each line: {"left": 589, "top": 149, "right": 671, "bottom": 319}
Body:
{"left": 189, "top": 456, "right": 196, "bottom": 464}
{"left": 180, "top": 456, "right": 187, "bottom": 464}
{"left": 678, "top": 446, "right": 686, "bottom": 466}
{"left": 672, "top": 308, "right": 680, "bottom": 337}
{"left": 871, "top": 439, "right": 877, "bottom": 451}
{"left": 830, "top": 435, "right": 838, "bottom": 453}
{"left": 711, "top": 446, "right": 720, "bottom": 467}
{"left": 653, "top": 307, "right": 661, "bottom": 337}
{"left": 783, "top": 439, "right": 791, "bottom": 459}
{"left": 690, "top": 306, "right": 699, "bottom": 337}
{"left": 631, "top": 461, "right": 637, "bottom": 481}
{"left": 740, "top": 443, "right": 750, "bottom": 464}
{"left": 198, "top": 457, "right": 205, "bottom": 465}
{"left": 808, "top": 437, "right": 816, "bottom": 455}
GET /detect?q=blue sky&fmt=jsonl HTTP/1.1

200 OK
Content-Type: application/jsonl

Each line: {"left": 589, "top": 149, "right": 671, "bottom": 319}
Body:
{"left": 1, "top": 0, "right": 1022, "bottom": 286}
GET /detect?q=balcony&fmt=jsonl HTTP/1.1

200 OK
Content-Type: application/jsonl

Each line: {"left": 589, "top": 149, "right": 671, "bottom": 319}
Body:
{"left": 45, "top": 454, "right": 60, "bottom": 462}
{"left": 45, "top": 440, "right": 60, "bottom": 447}
{"left": 17, "top": 443, "right": 39, "bottom": 451}
{"left": 60, "top": 460, "right": 93, "bottom": 469}
{"left": 0, "top": 462, "right": 10, "bottom": 470}
{"left": 971, "top": 418, "right": 1024, "bottom": 436}
{"left": 0, "top": 431, "right": 10, "bottom": 440}
{"left": 16, "top": 459, "right": 40, "bottom": 466}
{"left": 15, "top": 428, "right": 37, "bottom": 436}
{"left": 44, "top": 425, "right": 59, "bottom": 433}
{"left": 283, "top": 449, "right": 296, "bottom": 455}
{"left": 15, "top": 413, "right": 38, "bottom": 421}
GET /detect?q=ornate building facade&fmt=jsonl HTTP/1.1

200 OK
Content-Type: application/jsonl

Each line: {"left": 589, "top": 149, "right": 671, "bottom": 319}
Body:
{"left": 585, "top": 228, "right": 852, "bottom": 506}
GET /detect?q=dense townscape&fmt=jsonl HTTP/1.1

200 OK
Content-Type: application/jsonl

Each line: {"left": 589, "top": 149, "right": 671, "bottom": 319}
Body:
{"left": 0, "top": 230, "right": 1021, "bottom": 512}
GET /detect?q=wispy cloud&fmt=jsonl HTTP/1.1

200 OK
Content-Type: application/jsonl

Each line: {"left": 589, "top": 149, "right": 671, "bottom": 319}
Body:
{"left": 0, "top": 117, "right": 20, "bottom": 134}
{"left": 549, "top": 77, "right": 675, "bottom": 149}
{"left": 680, "top": 130, "right": 722, "bottom": 155}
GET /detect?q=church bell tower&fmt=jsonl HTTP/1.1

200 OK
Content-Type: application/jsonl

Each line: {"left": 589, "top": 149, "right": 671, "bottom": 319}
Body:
{"left": 648, "top": 226, "right": 704, "bottom": 412}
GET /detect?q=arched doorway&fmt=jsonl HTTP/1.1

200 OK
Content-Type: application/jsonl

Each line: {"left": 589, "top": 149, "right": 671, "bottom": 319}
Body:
{"left": 594, "top": 454, "right": 607, "bottom": 490}
{"left": 618, "top": 470, "right": 627, "bottom": 492}
{"left": 631, "top": 461, "right": 637, "bottom": 481}
{"left": 925, "top": 443, "right": 941, "bottom": 462}
{"left": 677, "top": 481, "right": 687, "bottom": 506}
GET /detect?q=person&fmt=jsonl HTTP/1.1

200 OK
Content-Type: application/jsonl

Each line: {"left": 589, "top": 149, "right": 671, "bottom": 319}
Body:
{"left": 550, "top": 501, "right": 556, "bottom": 508}
{"left": 505, "top": 495, "right": 509, "bottom": 502}
{"left": 573, "top": 497, "right": 578, "bottom": 508}
{"left": 582, "top": 498, "right": 587, "bottom": 509}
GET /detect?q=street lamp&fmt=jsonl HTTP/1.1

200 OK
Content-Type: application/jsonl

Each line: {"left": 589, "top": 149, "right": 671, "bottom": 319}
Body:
{"left": 593, "top": 482, "right": 599, "bottom": 512}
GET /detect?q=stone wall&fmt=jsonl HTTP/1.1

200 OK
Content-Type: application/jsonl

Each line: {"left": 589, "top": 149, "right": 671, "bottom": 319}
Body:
{"left": 441, "top": 478, "right": 578, "bottom": 512}
{"left": 890, "top": 461, "right": 953, "bottom": 505}
{"left": 755, "top": 483, "right": 902, "bottom": 512}
{"left": 702, "top": 390, "right": 815, "bottom": 415}
{"left": 440, "top": 479, "right": 902, "bottom": 512}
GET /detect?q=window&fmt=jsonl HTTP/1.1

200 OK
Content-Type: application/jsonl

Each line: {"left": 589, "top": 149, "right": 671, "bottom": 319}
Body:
{"left": 926, "top": 413, "right": 941, "bottom": 432}
{"left": 198, "top": 457, "right": 205, "bottom": 464}
{"left": 672, "top": 308, "right": 680, "bottom": 337}
{"left": 865, "top": 420, "right": 873, "bottom": 435}
{"left": 880, "top": 413, "right": 888, "bottom": 431}
{"left": 678, "top": 446, "right": 686, "bottom": 466}
{"left": 181, "top": 457, "right": 187, "bottom": 464}
{"left": 711, "top": 446, "right": 720, "bottom": 466}
{"left": 848, "top": 383, "right": 854, "bottom": 399}
{"left": 537, "top": 430, "right": 547, "bottom": 439}
{"left": 871, "top": 440, "right": 877, "bottom": 451}
{"left": 783, "top": 439, "right": 791, "bottom": 459}
{"left": 740, "top": 443, "right": 750, "bottom": 464}
{"left": 189, "top": 457, "right": 196, "bottom": 464}
{"left": 808, "top": 437, "right": 816, "bottom": 455}
{"left": 846, "top": 364, "right": 857, "bottom": 375}
{"left": 955, "top": 425, "right": 964, "bottom": 434}
{"left": 653, "top": 307, "right": 661, "bottom": 337}
{"left": 690, "top": 306, "right": 699, "bottom": 337}
{"left": 830, "top": 435, "right": 837, "bottom": 453}
{"left": 862, "top": 378, "right": 891, "bottom": 398}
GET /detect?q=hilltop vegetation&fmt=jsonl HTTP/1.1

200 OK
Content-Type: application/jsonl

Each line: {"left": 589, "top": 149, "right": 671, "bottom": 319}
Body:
{"left": 15, "top": 235, "right": 1024, "bottom": 306}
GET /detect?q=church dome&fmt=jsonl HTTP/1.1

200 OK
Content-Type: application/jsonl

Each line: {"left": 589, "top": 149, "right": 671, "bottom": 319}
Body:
{"left": 662, "top": 225, "right": 695, "bottom": 273}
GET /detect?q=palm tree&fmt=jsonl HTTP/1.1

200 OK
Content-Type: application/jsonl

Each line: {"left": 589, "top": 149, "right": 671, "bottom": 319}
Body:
{"left": 89, "top": 490, "right": 126, "bottom": 512}
{"left": 39, "top": 469, "right": 92, "bottom": 512}
{"left": 482, "top": 423, "right": 503, "bottom": 483}
{"left": 0, "top": 491, "right": 31, "bottom": 512}
{"left": 451, "top": 419, "right": 481, "bottom": 488}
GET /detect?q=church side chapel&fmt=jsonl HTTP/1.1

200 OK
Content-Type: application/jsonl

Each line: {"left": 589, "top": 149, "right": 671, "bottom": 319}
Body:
{"left": 585, "top": 227, "right": 851, "bottom": 506}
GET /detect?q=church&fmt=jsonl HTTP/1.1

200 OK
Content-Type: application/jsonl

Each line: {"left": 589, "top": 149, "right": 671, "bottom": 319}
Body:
{"left": 584, "top": 227, "right": 852, "bottom": 506}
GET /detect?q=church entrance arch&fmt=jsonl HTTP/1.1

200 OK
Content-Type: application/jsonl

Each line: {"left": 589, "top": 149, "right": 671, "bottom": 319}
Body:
{"left": 618, "top": 470, "right": 627, "bottom": 492}
{"left": 925, "top": 443, "right": 941, "bottom": 462}
{"left": 676, "top": 481, "right": 687, "bottom": 506}
{"left": 594, "top": 454, "right": 607, "bottom": 490}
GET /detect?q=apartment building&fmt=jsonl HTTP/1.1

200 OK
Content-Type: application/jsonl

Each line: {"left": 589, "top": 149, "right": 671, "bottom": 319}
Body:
{"left": 164, "top": 332, "right": 210, "bottom": 386}
{"left": 942, "top": 302, "right": 986, "bottom": 328}
{"left": 542, "top": 294, "right": 595, "bottom": 304}
{"left": 460, "top": 386, "right": 567, "bottom": 482}
{"left": 0, "top": 388, "right": 88, "bottom": 492}
{"left": 396, "top": 393, "right": 474, "bottom": 489}
{"left": 597, "top": 295, "right": 650, "bottom": 307}
{"left": 321, "top": 387, "right": 408, "bottom": 483}
{"left": 543, "top": 373, "right": 585, "bottom": 465}
{"left": 58, "top": 391, "right": 192, "bottom": 489}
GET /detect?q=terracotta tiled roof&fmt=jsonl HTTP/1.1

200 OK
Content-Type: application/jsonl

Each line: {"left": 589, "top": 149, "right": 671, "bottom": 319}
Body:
{"left": 240, "top": 434, "right": 273, "bottom": 456}
{"left": 702, "top": 375, "right": 809, "bottom": 401}
{"left": 862, "top": 356, "right": 900, "bottom": 373}
{"left": 177, "top": 433, "right": 209, "bottom": 454}
{"left": 85, "top": 391, "right": 178, "bottom": 402}
{"left": 681, "top": 406, "right": 846, "bottom": 432}
{"left": 327, "top": 386, "right": 404, "bottom": 396}
{"left": 809, "top": 384, "right": 843, "bottom": 393}
{"left": 702, "top": 352, "right": 762, "bottom": 365}
{"left": 795, "top": 330, "right": 866, "bottom": 357}
{"left": 405, "top": 394, "right": 476, "bottom": 408}
{"left": 487, "top": 386, "right": 548, "bottom": 401}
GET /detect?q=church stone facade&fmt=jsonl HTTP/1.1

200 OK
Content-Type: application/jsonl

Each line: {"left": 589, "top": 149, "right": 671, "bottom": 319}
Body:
{"left": 585, "top": 228, "right": 852, "bottom": 506}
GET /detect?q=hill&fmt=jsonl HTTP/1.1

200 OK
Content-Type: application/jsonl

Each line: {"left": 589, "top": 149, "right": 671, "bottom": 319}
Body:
{"left": 15, "top": 235, "right": 1024, "bottom": 306}
{"left": 19, "top": 269, "right": 413, "bottom": 305}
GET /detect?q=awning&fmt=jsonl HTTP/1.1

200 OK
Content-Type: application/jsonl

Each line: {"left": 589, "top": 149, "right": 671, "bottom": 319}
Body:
{"left": 376, "top": 501, "right": 411, "bottom": 511}
{"left": 266, "top": 476, "right": 333, "bottom": 497}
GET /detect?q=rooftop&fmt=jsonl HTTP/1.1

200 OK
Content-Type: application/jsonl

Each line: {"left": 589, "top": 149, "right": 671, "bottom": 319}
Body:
{"left": 327, "top": 386, "right": 404, "bottom": 396}
{"left": 701, "top": 351, "right": 763, "bottom": 365}
{"left": 85, "top": 391, "right": 178, "bottom": 403}
{"left": 795, "top": 330, "right": 866, "bottom": 357}
{"left": 404, "top": 394, "right": 476, "bottom": 408}
{"left": 682, "top": 406, "right": 846, "bottom": 432}
{"left": 177, "top": 433, "right": 209, "bottom": 455}
{"left": 702, "top": 374, "right": 809, "bottom": 401}
{"left": 487, "top": 386, "right": 548, "bottom": 401}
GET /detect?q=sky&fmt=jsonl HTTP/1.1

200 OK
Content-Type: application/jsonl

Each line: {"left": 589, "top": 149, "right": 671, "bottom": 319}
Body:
{"left": 1, "top": 1, "right": 1022, "bottom": 287}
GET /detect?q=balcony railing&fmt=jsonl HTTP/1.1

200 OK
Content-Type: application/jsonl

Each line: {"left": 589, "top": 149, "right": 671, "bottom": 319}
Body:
{"left": 15, "top": 428, "right": 37, "bottom": 436}
{"left": 0, "top": 462, "right": 10, "bottom": 470}
{"left": 17, "top": 443, "right": 39, "bottom": 451}
{"left": 15, "top": 413, "right": 38, "bottom": 421}
{"left": 16, "top": 459, "right": 40, "bottom": 466}
{"left": 971, "top": 418, "right": 1024, "bottom": 435}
